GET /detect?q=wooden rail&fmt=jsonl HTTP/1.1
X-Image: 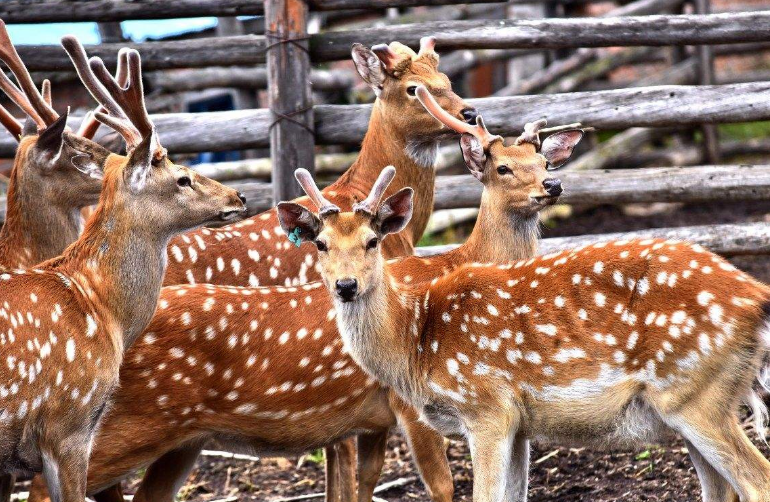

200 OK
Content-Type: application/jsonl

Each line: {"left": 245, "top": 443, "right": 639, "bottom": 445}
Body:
{"left": 11, "top": 12, "right": 770, "bottom": 70}
{"left": 418, "top": 222, "right": 770, "bottom": 257}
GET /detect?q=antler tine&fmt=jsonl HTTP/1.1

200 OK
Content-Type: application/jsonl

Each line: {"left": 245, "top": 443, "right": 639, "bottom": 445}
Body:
{"left": 0, "top": 70, "right": 45, "bottom": 129}
{"left": 417, "top": 36, "right": 436, "bottom": 57}
{"left": 78, "top": 49, "right": 130, "bottom": 139}
{"left": 0, "top": 20, "right": 58, "bottom": 127}
{"left": 353, "top": 166, "right": 396, "bottom": 216}
{"left": 415, "top": 85, "right": 499, "bottom": 147}
{"left": 0, "top": 102, "right": 22, "bottom": 139}
{"left": 41, "top": 79, "right": 51, "bottom": 107}
{"left": 515, "top": 118, "right": 548, "bottom": 147}
{"left": 294, "top": 168, "right": 340, "bottom": 216}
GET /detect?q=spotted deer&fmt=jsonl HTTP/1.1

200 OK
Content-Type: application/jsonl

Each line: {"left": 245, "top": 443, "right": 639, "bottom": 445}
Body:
{"left": 157, "top": 35, "right": 475, "bottom": 502}
{"left": 25, "top": 100, "right": 583, "bottom": 502}
{"left": 0, "top": 35, "right": 245, "bottom": 502}
{"left": 0, "top": 19, "right": 117, "bottom": 270}
{"left": 283, "top": 166, "right": 770, "bottom": 502}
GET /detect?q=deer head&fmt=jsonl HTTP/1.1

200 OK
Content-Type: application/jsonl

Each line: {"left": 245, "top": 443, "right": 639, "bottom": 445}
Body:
{"left": 278, "top": 167, "right": 411, "bottom": 302}
{"left": 351, "top": 37, "right": 477, "bottom": 166}
{"left": 61, "top": 36, "right": 247, "bottom": 233}
{"left": 415, "top": 85, "right": 583, "bottom": 214}
{"left": 0, "top": 21, "right": 110, "bottom": 209}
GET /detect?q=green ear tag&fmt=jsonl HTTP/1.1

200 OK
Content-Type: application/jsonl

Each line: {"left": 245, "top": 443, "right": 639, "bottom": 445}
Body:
{"left": 287, "top": 227, "right": 302, "bottom": 247}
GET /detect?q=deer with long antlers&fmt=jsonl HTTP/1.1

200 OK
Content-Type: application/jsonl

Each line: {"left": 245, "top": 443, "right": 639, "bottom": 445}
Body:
{"left": 0, "top": 20, "right": 117, "bottom": 270}
{"left": 0, "top": 34, "right": 245, "bottom": 502}
{"left": 282, "top": 166, "right": 770, "bottom": 502}
{"left": 25, "top": 89, "right": 583, "bottom": 502}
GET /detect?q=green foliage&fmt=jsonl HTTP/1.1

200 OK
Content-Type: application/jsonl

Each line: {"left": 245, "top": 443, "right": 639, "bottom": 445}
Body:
{"left": 718, "top": 121, "right": 770, "bottom": 141}
{"left": 306, "top": 448, "right": 325, "bottom": 465}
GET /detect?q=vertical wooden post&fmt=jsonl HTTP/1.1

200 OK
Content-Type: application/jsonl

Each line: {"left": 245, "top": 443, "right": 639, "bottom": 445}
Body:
{"left": 266, "top": 0, "right": 315, "bottom": 203}
{"left": 694, "top": 0, "right": 720, "bottom": 163}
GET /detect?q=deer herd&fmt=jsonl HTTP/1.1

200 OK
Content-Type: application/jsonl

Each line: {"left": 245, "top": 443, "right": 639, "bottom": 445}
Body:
{"left": 0, "top": 20, "right": 767, "bottom": 502}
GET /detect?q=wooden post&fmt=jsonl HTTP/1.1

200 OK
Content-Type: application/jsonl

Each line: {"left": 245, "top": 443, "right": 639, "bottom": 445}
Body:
{"left": 266, "top": 0, "right": 315, "bottom": 203}
{"left": 694, "top": 0, "right": 720, "bottom": 163}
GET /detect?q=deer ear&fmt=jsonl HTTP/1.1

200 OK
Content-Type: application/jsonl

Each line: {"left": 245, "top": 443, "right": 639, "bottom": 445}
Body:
{"left": 351, "top": 43, "right": 387, "bottom": 95}
{"left": 375, "top": 187, "right": 413, "bottom": 237}
{"left": 123, "top": 130, "right": 155, "bottom": 192}
{"left": 32, "top": 112, "right": 68, "bottom": 168}
{"left": 66, "top": 139, "right": 106, "bottom": 181}
{"left": 22, "top": 116, "right": 37, "bottom": 137}
{"left": 541, "top": 130, "right": 583, "bottom": 169}
{"left": 459, "top": 134, "right": 486, "bottom": 180}
{"left": 277, "top": 202, "right": 321, "bottom": 244}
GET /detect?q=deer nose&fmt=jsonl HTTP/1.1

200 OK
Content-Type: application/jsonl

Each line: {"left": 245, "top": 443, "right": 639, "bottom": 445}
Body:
{"left": 461, "top": 107, "right": 479, "bottom": 124}
{"left": 335, "top": 278, "right": 358, "bottom": 302}
{"left": 542, "top": 178, "right": 562, "bottom": 196}
{"left": 237, "top": 192, "right": 247, "bottom": 204}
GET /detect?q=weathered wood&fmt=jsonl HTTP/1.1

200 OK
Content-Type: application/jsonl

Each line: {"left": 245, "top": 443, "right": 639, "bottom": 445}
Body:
{"left": 601, "top": 138, "right": 770, "bottom": 170}
{"left": 433, "top": 165, "right": 770, "bottom": 210}
{"left": 695, "top": 0, "right": 721, "bottom": 164}
{"left": 149, "top": 67, "right": 355, "bottom": 92}
{"left": 13, "top": 12, "right": 770, "bottom": 70}
{"left": 418, "top": 222, "right": 770, "bottom": 257}
{"left": 192, "top": 152, "right": 359, "bottom": 181}
{"left": 0, "top": 0, "right": 265, "bottom": 23}
{"left": 266, "top": 0, "right": 315, "bottom": 202}
{"left": 1, "top": 82, "right": 769, "bottom": 156}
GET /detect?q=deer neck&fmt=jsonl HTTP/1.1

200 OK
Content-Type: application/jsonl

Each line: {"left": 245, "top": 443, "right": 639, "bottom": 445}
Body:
{"left": 334, "top": 102, "right": 437, "bottom": 245}
{"left": 334, "top": 264, "right": 427, "bottom": 401}
{"left": 457, "top": 190, "right": 540, "bottom": 264}
{"left": 0, "top": 142, "right": 82, "bottom": 268}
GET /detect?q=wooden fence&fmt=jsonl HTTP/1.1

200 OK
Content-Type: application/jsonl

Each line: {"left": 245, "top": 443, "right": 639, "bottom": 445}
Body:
{"left": 1, "top": 0, "right": 770, "bottom": 257}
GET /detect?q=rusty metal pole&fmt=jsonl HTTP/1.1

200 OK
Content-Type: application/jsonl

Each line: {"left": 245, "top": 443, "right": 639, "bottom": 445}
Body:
{"left": 695, "top": 0, "right": 720, "bottom": 163}
{"left": 266, "top": 0, "right": 315, "bottom": 203}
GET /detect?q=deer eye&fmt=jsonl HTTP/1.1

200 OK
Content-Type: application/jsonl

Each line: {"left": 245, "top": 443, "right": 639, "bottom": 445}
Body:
{"left": 177, "top": 176, "right": 192, "bottom": 188}
{"left": 406, "top": 86, "right": 417, "bottom": 97}
{"left": 314, "top": 240, "right": 328, "bottom": 252}
{"left": 497, "top": 166, "right": 512, "bottom": 175}
{"left": 366, "top": 237, "right": 379, "bottom": 250}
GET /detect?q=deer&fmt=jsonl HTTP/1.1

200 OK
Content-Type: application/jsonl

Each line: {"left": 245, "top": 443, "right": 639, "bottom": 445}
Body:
{"left": 281, "top": 165, "right": 770, "bottom": 502}
{"left": 154, "top": 35, "right": 475, "bottom": 502}
{"left": 0, "top": 19, "right": 117, "bottom": 270}
{"left": 24, "top": 94, "right": 583, "bottom": 502}
{"left": 0, "top": 33, "right": 246, "bottom": 502}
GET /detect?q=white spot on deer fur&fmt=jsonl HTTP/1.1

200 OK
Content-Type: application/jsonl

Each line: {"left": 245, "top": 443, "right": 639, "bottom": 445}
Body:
{"left": 85, "top": 315, "right": 97, "bottom": 338}
{"left": 457, "top": 353, "right": 470, "bottom": 364}
{"left": 637, "top": 278, "right": 649, "bottom": 296}
{"left": 708, "top": 304, "right": 724, "bottom": 325}
{"left": 65, "top": 339, "right": 75, "bottom": 362}
{"left": 626, "top": 331, "right": 639, "bottom": 350}
{"left": 431, "top": 340, "right": 439, "bottom": 353}
{"left": 530, "top": 280, "right": 539, "bottom": 288}
{"left": 699, "top": 333, "right": 712, "bottom": 354}
{"left": 594, "top": 292, "right": 606, "bottom": 307}
{"left": 507, "top": 349, "right": 523, "bottom": 363}
{"left": 497, "top": 289, "right": 511, "bottom": 299}
{"left": 279, "top": 332, "right": 290, "bottom": 344}
{"left": 171, "top": 245, "right": 183, "bottom": 262}
{"left": 231, "top": 259, "right": 241, "bottom": 276}
{"left": 697, "top": 291, "right": 714, "bottom": 306}
{"left": 578, "top": 309, "right": 588, "bottom": 321}
{"left": 554, "top": 296, "right": 565, "bottom": 308}
{"left": 157, "top": 395, "right": 169, "bottom": 406}
{"left": 613, "top": 351, "right": 626, "bottom": 364}
{"left": 487, "top": 304, "right": 499, "bottom": 316}
{"left": 446, "top": 358, "right": 460, "bottom": 376}
{"left": 525, "top": 352, "right": 542, "bottom": 364}
{"left": 536, "top": 324, "right": 557, "bottom": 337}
{"left": 553, "top": 347, "right": 586, "bottom": 363}
{"left": 593, "top": 262, "right": 604, "bottom": 274}
{"left": 572, "top": 274, "right": 581, "bottom": 285}
{"left": 702, "top": 266, "right": 713, "bottom": 274}
{"left": 270, "top": 267, "right": 278, "bottom": 279}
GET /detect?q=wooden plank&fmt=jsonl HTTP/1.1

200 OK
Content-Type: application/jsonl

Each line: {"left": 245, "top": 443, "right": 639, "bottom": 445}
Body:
{"left": 0, "top": 0, "right": 265, "bottom": 23}
{"left": 1, "top": 82, "right": 769, "bottom": 156}
{"left": 266, "top": 0, "right": 315, "bottom": 202}
{"left": 433, "top": 165, "right": 770, "bottom": 210}
{"left": 417, "top": 222, "right": 770, "bottom": 257}
{"left": 149, "top": 67, "right": 355, "bottom": 92}
{"left": 13, "top": 12, "right": 770, "bottom": 70}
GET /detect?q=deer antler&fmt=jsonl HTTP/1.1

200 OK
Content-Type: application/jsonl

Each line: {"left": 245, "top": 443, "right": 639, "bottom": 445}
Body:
{"left": 76, "top": 49, "right": 130, "bottom": 140}
{"left": 0, "top": 20, "right": 58, "bottom": 130}
{"left": 353, "top": 166, "right": 396, "bottom": 216}
{"left": 514, "top": 118, "right": 547, "bottom": 148}
{"left": 62, "top": 37, "right": 162, "bottom": 156}
{"left": 294, "top": 169, "right": 340, "bottom": 217}
{"left": 415, "top": 85, "right": 500, "bottom": 148}
{"left": 417, "top": 36, "right": 436, "bottom": 58}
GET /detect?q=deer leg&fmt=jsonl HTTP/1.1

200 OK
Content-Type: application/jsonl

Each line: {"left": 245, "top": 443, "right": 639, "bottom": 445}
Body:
{"left": 92, "top": 482, "right": 125, "bottom": 502}
{"left": 325, "top": 445, "right": 341, "bottom": 502}
{"left": 668, "top": 412, "right": 770, "bottom": 502}
{"left": 41, "top": 437, "right": 89, "bottom": 502}
{"left": 467, "top": 412, "right": 518, "bottom": 502}
{"left": 0, "top": 474, "right": 15, "bottom": 502}
{"left": 356, "top": 432, "right": 387, "bottom": 502}
{"left": 504, "top": 431, "right": 529, "bottom": 502}
{"left": 132, "top": 444, "right": 203, "bottom": 502}
{"left": 685, "top": 439, "right": 738, "bottom": 502}
{"left": 400, "top": 416, "right": 453, "bottom": 502}
{"left": 335, "top": 439, "right": 357, "bottom": 502}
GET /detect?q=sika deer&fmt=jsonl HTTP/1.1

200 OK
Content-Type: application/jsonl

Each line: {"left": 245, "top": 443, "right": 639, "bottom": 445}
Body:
{"left": 0, "top": 36, "right": 245, "bottom": 502}
{"left": 25, "top": 103, "right": 582, "bottom": 502}
{"left": 0, "top": 20, "right": 116, "bottom": 269}
{"left": 287, "top": 166, "right": 770, "bottom": 502}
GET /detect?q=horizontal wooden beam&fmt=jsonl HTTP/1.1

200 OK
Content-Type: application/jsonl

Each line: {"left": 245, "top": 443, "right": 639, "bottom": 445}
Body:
{"left": 12, "top": 12, "right": 770, "bottom": 70}
{"left": 418, "top": 222, "right": 770, "bottom": 257}
{"left": 434, "top": 165, "right": 770, "bottom": 210}
{"left": 1, "top": 82, "right": 769, "bottom": 156}
{"left": 149, "top": 67, "right": 356, "bottom": 92}
{"left": 0, "top": 0, "right": 265, "bottom": 23}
